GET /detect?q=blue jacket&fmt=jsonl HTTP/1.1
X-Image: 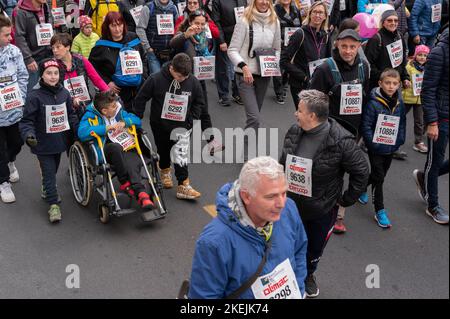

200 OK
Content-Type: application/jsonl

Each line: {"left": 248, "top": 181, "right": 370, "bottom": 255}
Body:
{"left": 357, "top": 0, "right": 388, "bottom": 13}
{"left": 361, "top": 87, "right": 406, "bottom": 155}
{"left": 78, "top": 103, "right": 142, "bottom": 162}
{"left": 421, "top": 28, "right": 449, "bottom": 124}
{"left": 409, "top": 0, "right": 442, "bottom": 38}
{"left": 189, "top": 183, "right": 308, "bottom": 299}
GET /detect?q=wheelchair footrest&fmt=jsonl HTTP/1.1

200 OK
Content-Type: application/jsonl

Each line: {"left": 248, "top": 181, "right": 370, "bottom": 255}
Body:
{"left": 114, "top": 208, "right": 136, "bottom": 217}
{"left": 141, "top": 209, "right": 166, "bottom": 222}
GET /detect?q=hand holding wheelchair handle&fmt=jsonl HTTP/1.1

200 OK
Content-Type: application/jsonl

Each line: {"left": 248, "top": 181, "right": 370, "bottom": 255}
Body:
{"left": 26, "top": 135, "right": 38, "bottom": 147}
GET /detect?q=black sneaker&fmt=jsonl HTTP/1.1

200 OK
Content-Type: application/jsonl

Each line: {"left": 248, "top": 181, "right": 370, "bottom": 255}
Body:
{"left": 218, "top": 98, "right": 231, "bottom": 107}
{"left": 305, "top": 274, "right": 319, "bottom": 298}
{"left": 412, "top": 169, "right": 427, "bottom": 203}
{"left": 392, "top": 150, "right": 407, "bottom": 160}
{"left": 275, "top": 95, "right": 285, "bottom": 105}
{"left": 232, "top": 95, "right": 244, "bottom": 105}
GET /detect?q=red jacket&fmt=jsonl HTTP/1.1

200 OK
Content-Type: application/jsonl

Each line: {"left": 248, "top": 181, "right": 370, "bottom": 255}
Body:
{"left": 174, "top": 14, "right": 220, "bottom": 39}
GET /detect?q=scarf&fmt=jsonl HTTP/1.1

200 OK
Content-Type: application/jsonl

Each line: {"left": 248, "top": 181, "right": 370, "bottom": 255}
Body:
{"left": 193, "top": 31, "right": 211, "bottom": 57}
{"left": 155, "top": 0, "right": 171, "bottom": 10}
{"left": 251, "top": 8, "right": 272, "bottom": 26}
{"left": 413, "top": 60, "right": 425, "bottom": 73}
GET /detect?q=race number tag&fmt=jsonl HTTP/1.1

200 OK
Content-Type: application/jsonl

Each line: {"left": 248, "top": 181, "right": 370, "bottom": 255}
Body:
{"left": 234, "top": 6, "right": 245, "bottom": 22}
{"left": 130, "top": 5, "right": 143, "bottom": 25}
{"left": 177, "top": 1, "right": 187, "bottom": 15}
{"left": 387, "top": 40, "right": 403, "bottom": 68}
{"left": 0, "top": 83, "right": 24, "bottom": 111}
{"left": 340, "top": 84, "right": 362, "bottom": 115}
{"left": 412, "top": 73, "right": 424, "bottom": 96}
{"left": 45, "top": 103, "right": 70, "bottom": 134}
{"left": 108, "top": 128, "right": 135, "bottom": 151}
{"left": 52, "top": 7, "right": 67, "bottom": 26}
{"left": 284, "top": 27, "right": 300, "bottom": 46}
{"left": 339, "top": 0, "right": 346, "bottom": 11}
{"left": 308, "top": 58, "right": 327, "bottom": 77}
{"left": 120, "top": 50, "right": 143, "bottom": 75}
{"left": 259, "top": 54, "right": 281, "bottom": 77}
{"left": 193, "top": 56, "right": 215, "bottom": 80}
{"left": 161, "top": 93, "right": 189, "bottom": 122}
{"left": 157, "top": 14, "right": 174, "bottom": 35}
{"left": 251, "top": 259, "right": 303, "bottom": 299}
{"left": 286, "top": 154, "right": 313, "bottom": 197}
{"left": 373, "top": 114, "right": 400, "bottom": 146}
{"left": 36, "top": 24, "right": 54, "bottom": 47}
{"left": 63, "top": 76, "right": 90, "bottom": 102}
{"left": 432, "top": 3, "right": 442, "bottom": 23}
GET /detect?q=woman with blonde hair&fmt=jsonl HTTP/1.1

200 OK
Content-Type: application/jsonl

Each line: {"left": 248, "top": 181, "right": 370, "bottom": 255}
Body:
{"left": 228, "top": 0, "right": 281, "bottom": 159}
{"left": 280, "top": 0, "right": 332, "bottom": 109}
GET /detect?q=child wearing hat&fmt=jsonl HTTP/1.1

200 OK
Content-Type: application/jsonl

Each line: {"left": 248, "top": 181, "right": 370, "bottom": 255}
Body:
{"left": 402, "top": 44, "right": 430, "bottom": 153}
{"left": 19, "top": 58, "right": 79, "bottom": 223}
{"left": 71, "top": 15, "right": 100, "bottom": 59}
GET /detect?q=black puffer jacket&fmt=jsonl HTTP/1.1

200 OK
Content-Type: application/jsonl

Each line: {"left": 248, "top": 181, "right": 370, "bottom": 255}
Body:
{"left": 279, "top": 118, "right": 369, "bottom": 222}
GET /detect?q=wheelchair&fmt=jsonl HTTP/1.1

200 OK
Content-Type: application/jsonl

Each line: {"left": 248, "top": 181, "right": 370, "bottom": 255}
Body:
{"left": 68, "top": 125, "right": 168, "bottom": 224}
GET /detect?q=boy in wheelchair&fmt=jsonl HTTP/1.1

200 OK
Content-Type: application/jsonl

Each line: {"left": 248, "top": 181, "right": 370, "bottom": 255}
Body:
{"left": 78, "top": 91, "right": 155, "bottom": 210}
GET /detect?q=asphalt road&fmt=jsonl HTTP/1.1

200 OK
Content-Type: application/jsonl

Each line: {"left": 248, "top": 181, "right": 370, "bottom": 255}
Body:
{"left": 0, "top": 80, "right": 448, "bottom": 299}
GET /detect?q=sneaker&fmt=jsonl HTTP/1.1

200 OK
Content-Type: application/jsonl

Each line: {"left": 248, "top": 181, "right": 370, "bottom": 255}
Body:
{"left": 333, "top": 218, "right": 347, "bottom": 234}
{"left": 374, "top": 209, "right": 392, "bottom": 228}
{"left": 392, "top": 150, "right": 407, "bottom": 160}
{"left": 176, "top": 179, "right": 201, "bottom": 200}
{"left": 305, "top": 274, "right": 319, "bottom": 298}
{"left": 137, "top": 192, "right": 156, "bottom": 210}
{"left": 119, "top": 181, "right": 135, "bottom": 197}
{"left": 41, "top": 186, "right": 62, "bottom": 204}
{"left": 412, "top": 169, "right": 427, "bottom": 203}
{"left": 207, "top": 139, "right": 225, "bottom": 156}
{"left": 275, "top": 94, "right": 285, "bottom": 105}
{"left": 48, "top": 204, "right": 62, "bottom": 223}
{"left": 218, "top": 98, "right": 231, "bottom": 107}
{"left": 8, "top": 162, "right": 19, "bottom": 183}
{"left": 358, "top": 192, "right": 369, "bottom": 205}
{"left": 232, "top": 95, "right": 244, "bottom": 105}
{"left": 160, "top": 168, "right": 173, "bottom": 189}
{"left": 413, "top": 142, "right": 428, "bottom": 153}
{"left": 425, "top": 206, "right": 449, "bottom": 225}
{"left": 0, "top": 182, "right": 16, "bottom": 203}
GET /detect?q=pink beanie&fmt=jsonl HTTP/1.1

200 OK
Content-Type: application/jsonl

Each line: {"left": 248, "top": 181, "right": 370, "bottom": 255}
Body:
{"left": 414, "top": 45, "right": 430, "bottom": 57}
{"left": 78, "top": 15, "right": 93, "bottom": 30}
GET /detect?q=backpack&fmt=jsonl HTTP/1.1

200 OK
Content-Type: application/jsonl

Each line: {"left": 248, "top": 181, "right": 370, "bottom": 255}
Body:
{"left": 326, "top": 57, "right": 366, "bottom": 87}
{"left": 86, "top": 0, "right": 119, "bottom": 36}
{"left": 95, "top": 38, "right": 143, "bottom": 87}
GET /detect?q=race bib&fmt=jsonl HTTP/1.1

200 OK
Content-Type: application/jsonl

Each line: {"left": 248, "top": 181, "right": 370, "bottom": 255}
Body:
{"left": 286, "top": 154, "right": 313, "bottom": 197}
{"left": 193, "top": 56, "right": 215, "bottom": 80}
{"left": 387, "top": 40, "right": 403, "bottom": 68}
{"left": 120, "top": 50, "right": 143, "bottom": 75}
{"left": 161, "top": 93, "right": 189, "bottom": 122}
{"left": 432, "top": 3, "right": 442, "bottom": 23}
{"left": 308, "top": 58, "right": 327, "bottom": 77}
{"left": 108, "top": 128, "right": 135, "bottom": 151}
{"left": 0, "top": 83, "right": 24, "bottom": 111}
{"left": 339, "top": 0, "right": 346, "bottom": 11}
{"left": 412, "top": 73, "right": 424, "bottom": 96}
{"left": 259, "top": 54, "right": 281, "bottom": 77}
{"left": 340, "top": 84, "right": 362, "bottom": 115}
{"left": 52, "top": 7, "right": 67, "bottom": 26}
{"left": 373, "top": 114, "right": 400, "bottom": 146}
{"left": 251, "top": 259, "right": 303, "bottom": 299}
{"left": 177, "top": 1, "right": 187, "bottom": 15}
{"left": 64, "top": 76, "right": 90, "bottom": 102}
{"left": 284, "top": 27, "right": 300, "bottom": 46}
{"left": 130, "top": 5, "right": 143, "bottom": 26}
{"left": 157, "top": 14, "right": 174, "bottom": 35}
{"left": 234, "top": 6, "right": 245, "bottom": 22}
{"left": 45, "top": 103, "right": 70, "bottom": 134}
{"left": 36, "top": 24, "right": 54, "bottom": 47}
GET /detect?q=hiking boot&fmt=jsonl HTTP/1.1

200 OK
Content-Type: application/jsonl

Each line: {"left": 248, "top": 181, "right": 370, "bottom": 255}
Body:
{"left": 374, "top": 209, "right": 392, "bottom": 228}
{"left": 207, "top": 139, "right": 225, "bottom": 156}
{"left": 305, "top": 274, "right": 319, "bottom": 298}
{"left": 232, "top": 94, "right": 244, "bottom": 105}
{"left": 119, "top": 181, "right": 135, "bottom": 197}
{"left": 333, "top": 218, "right": 347, "bottom": 234}
{"left": 392, "top": 150, "right": 407, "bottom": 160}
{"left": 176, "top": 179, "right": 201, "bottom": 200}
{"left": 412, "top": 169, "right": 427, "bottom": 203}
{"left": 275, "top": 94, "right": 285, "bottom": 105}
{"left": 160, "top": 168, "right": 173, "bottom": 189}
{"left": 218, "top": 98, "right": 231, "bottom": 107}
{"left": 48, "top": 204, "right": 62, "bottom": 223}
{"left": 358, "top": 192, "right": 369, "bottom": 205}
{"left": 413, "top": 142, "right": 428, "bottom": 153}
{"left": 0, "top": 182, "right": 16, "bottom": 203}
{"left": 8, "top": 162, "right": 19, "bottom": 183}
{"left": 425, "top": 206, "right": 449, "bottom": 225}
{"left": 137, "top": 192, "right": 156, "bottom": 210}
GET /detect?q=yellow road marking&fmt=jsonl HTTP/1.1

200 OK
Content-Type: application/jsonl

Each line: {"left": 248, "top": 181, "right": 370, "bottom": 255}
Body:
{"left": 203, "top": 205, "right": 217, "bottom": 218}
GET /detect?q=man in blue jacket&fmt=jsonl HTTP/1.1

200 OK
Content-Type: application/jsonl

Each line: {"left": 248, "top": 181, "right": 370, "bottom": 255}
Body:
{"left": 189, "top": 156, "right": 308, "bottom": 299}
{"left": 409, "top": 0, "right": 443, "bottom": 48}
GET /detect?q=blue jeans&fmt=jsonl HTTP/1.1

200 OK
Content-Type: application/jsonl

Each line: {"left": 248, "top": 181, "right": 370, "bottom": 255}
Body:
{"left": 424, "top": 121, "right": 449, "bottom": 209}
{"left": 420, "top": 35, "right": 437, "bottom": 48}
{"left": 37, "top": 153, "right": 62, "bottom": 205}
{"left": 215, "top": 46, "right": 239, "bottom": 100}
{"left": 147, "top": 51, "right": 162, "bottom": 75}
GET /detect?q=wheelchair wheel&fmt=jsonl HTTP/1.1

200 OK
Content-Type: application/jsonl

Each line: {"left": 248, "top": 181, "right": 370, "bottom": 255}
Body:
{"left": 99, "top": 204, "right": 110, "bottom": 224}
{"left": 69, "top": 141, "right": 93, "bottom": 206}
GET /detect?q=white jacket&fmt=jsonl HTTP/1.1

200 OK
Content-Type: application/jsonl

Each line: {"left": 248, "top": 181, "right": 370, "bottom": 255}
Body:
{"left": 228, "top": 15, "right": 281, "bottom": 75}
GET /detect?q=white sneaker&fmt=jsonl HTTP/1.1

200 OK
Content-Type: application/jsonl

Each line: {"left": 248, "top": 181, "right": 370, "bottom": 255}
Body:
{"left": 8, "top": 162, "right": 19, "bottom": 183}
{"left": 0, "top": 182, "right": 16, "bottom": 203}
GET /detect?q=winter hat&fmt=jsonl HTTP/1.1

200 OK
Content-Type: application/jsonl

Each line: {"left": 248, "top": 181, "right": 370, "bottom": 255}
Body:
{"left": 78, "top": 15, "right": 93, "bottom": 30}
{"left": 380, "top": 10, "right": 398, "bottom": 25}
{"left": 39, "top": 58, "right": 60, "bottom": 77}
{"left": 414, "top": 44, "right": 430, "bottom": 57}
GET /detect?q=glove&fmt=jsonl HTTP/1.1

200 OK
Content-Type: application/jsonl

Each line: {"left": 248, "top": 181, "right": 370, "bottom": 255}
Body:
{"left": 26, "top": 135, "right": 38, "bottom": 147}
